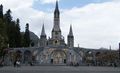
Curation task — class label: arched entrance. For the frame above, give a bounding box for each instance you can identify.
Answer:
[50,50,67,64]
[24,50,32,64]
[15,50,22,61]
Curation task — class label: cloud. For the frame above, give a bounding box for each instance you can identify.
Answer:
[61,1,120,49]
[0,0,44,31]
[0,0,120,49]
[112,0,120,2]
[0,0,33,11]
[37,0,60,4]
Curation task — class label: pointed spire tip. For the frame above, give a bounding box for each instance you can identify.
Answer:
[69,25,73,36]
[41,24,46,36]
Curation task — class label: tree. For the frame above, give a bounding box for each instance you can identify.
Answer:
[4,9,22,48]
[24,23,30,47]
[0,5,8,58]
[0,5,24,63]
[0,4,3,19]
[0,5,7,49]
[0,19,4,49]
[9,21,17,47]
[0,18,7,58]
[4,9,12,23]
[15,18,21,47]
[4,9,13,47]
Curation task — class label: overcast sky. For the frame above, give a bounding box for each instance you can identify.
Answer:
[0,0,120,50]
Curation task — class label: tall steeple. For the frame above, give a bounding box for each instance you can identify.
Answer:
[67,25,74,47]
[41,24,46,36]
[52,0,61,39]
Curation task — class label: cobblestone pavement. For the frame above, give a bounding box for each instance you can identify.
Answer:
[0,66,120,73]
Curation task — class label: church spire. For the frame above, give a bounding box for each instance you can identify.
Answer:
[68,25,73,36]
[55,0,59,11]
[54,0,59,18]
[52,0,61,39]
[40,24,47,47]
[55,1,59,12]
[41,24,46,36]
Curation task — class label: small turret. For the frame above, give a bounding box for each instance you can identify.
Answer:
[39,24,47,47]
[41,24,46,36]
[68,25,73,36]
[67,25,74,47]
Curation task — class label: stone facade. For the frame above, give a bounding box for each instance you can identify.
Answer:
[5,1,81,65]
[4,1,119,66]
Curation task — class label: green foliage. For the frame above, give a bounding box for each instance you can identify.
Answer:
[0,4,33,59]
[15,18,21,47]
[0,5,31,55]
[0,19,7,48]
[24,23,30,47]
[4,9,18,48]
[0,4,3,19]
[0,18,7,57]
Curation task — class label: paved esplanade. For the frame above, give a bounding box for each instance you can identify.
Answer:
[0,66,120,73]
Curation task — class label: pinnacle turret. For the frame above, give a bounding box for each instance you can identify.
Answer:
[67,25,74,47]
[68,25,73,36]
[41,24,46,36]
[40,24,47,47]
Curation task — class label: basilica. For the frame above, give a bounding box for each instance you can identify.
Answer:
[4,1,119,66]
[4,1,82,65]
[32,1,82,65]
